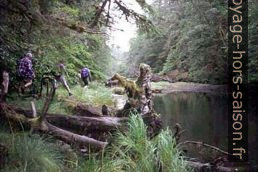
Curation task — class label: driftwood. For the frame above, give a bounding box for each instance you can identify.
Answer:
[177,141,233,157]
[186,160,237,172]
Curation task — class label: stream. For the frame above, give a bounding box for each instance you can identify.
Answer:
[153,92,258,165]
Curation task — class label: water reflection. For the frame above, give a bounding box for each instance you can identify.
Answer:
[153,92,257,164]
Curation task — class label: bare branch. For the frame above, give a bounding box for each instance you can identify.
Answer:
[90,0,109,28]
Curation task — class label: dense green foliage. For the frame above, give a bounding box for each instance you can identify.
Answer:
[128,0,257,84]
[0,0,112,89]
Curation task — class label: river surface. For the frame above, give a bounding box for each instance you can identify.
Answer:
[153,92,258,164]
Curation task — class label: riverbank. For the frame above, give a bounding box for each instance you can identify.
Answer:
[152,81,227,94]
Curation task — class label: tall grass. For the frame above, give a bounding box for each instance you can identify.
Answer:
[57,81,113,107]
[78,115,191,172]
[0,132,63,172]
[156,130,189,172]
[7,81,114,115]
[7,95,72,114]
[0,115,190,172]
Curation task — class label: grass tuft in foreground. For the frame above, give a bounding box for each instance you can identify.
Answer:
[0,132,63,172]
[78,115,191,172]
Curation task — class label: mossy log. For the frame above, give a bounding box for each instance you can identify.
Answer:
[46,115,128,133]
[0,103,107,150]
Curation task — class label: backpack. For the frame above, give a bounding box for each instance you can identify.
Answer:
[18,57,34,79]
[81,68,89,78]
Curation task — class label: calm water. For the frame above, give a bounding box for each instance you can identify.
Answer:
[153,92,258,164]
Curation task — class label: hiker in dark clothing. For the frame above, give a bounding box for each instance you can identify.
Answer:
[79,67,91,86]
[18,52,35,92]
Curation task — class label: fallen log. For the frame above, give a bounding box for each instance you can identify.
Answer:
[41,121,107,149]
[11,106,127,132]
[4,104,162,138]
[46,115,128,132]
[0,103,107,150]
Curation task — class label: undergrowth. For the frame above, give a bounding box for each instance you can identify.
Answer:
[0,131,63,172]
[78,115,191,172]
[0,115,190,172]
[57,81,114,107]
[7,81,114,115]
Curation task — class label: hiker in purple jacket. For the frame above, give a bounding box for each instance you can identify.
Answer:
[79,67,91,86]
[18,52,35,90]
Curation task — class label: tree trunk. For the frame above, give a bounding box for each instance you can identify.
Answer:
[46,115,127,133]
[90,0,109,28]
[40,121,107,149]
[0,71,9,102]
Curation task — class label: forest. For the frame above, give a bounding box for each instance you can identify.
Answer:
[0,0,257,172]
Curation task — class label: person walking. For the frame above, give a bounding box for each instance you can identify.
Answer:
[54,61,73,96]
[79,67,92,86]
[18,52,35,93]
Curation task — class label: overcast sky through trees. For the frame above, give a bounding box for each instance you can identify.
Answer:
[108,0,152,52]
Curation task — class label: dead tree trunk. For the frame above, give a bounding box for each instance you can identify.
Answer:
[0,71,9,102]
[40,121,108,149]
[46,115,127,132]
